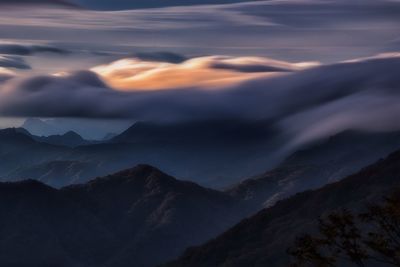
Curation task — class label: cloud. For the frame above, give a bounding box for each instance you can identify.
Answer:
[0,0,398,66]
[91,55,317,90]
[209,57,319,73]
[130,51,187,64]
[281,93,400,149]
[0,43,69,56]
[0,54,400,150]
[0,0,76,7]
[0,67,14,82]
[0,55,30,69]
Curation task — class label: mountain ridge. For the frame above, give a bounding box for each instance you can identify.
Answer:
[164,149,400,267]
[0,164,246,267]
[227,130,400,211]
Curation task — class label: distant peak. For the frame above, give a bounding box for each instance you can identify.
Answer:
[22,118,47,126]
[117,164,167,178]
[85,164,177,189]
[24,117,42,123]
[63,131,82,138]
[0,127,35,143]
[0,179,55,192]
[0,127,28,135]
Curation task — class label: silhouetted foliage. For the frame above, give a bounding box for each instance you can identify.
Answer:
[289,191,400,267]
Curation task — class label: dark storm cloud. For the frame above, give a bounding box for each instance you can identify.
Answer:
[0,55,30,69]
[0,55,400,149]
[0,43,70,56]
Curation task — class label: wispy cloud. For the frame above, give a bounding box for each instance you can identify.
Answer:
[0,42,69,56]
[0,0,398,64]
[0,55,30,69]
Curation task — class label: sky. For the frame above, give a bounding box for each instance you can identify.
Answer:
[0,0,399,143]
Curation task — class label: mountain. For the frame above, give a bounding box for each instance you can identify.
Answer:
[164,148,400,267]
[109,120,283,187]
[0,128,69,176]
[102,132,118,141]
[22,118,63,136]
[71,0,257,10]
[3,123,400,191]
[22,118,132,140]
[0,165,245,267]
[6,160,96,188]
[227,130,400,212]
[111,120,273,144]
[16,127,92,147]
[0,122,291,189]
[0,128,97,188]
[35,131,92,147]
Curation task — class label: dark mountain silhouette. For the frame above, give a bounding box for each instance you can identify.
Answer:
[102,132,118,141]
[109,125,400,192]
[164,149,400,267]
[107,120,282,187]
[21,118,132,140]
[1,120,284,188]
[0,165,245,267]
[2,124,400,192]
[0,128,69,176]
[228,130,400,212]
[22,118,63,136]
[0,128,100,188]
[16,127,92,147]
[0,127,35,145]
[111,120,274,144]
[7,160,96,188]
[35,131,92,147]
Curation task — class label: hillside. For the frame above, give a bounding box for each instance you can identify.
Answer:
[0,128,69,176]
[107,119,282,187]
[228,130,400,211]
[35,131,92,147]
[165,149,400,267]
[0,165,245,267]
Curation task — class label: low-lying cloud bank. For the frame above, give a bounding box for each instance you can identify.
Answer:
[0,53,399,149]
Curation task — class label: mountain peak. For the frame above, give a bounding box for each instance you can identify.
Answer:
[0,127,34,142]
[33,130,89,147]
[63,131,83,139]
[22,118,62,136]
[165,148,400,267]
[101,164,177,186]
[0,179,55,194]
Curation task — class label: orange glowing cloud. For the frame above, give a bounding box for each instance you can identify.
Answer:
[0,67,14,76]
[91,56,319,91]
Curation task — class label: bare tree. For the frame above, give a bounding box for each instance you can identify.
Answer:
[288,192,400,267]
